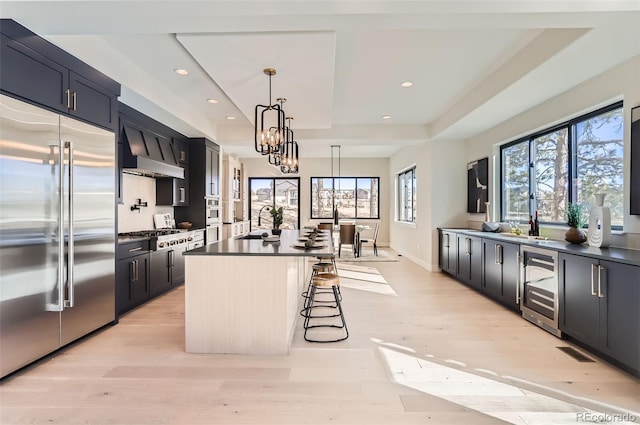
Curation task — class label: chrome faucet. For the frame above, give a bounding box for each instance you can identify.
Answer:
[257,205,272,227]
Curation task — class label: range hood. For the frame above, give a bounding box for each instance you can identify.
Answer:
[121,125,184,179]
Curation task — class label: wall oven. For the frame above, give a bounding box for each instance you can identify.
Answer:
[206,197,221,226]
[520,245,561,337]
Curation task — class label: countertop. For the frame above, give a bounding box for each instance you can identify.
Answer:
[184,229,335,258]
[439,227,640,267]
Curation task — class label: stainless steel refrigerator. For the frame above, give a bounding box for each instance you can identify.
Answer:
[0,94,116,377]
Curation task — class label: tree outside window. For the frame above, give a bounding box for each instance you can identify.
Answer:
[501,102,624,228]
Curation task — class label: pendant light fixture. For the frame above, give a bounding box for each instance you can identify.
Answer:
[254,68,285,156]
[331,145,341,225]
[267,97,287,166]
[280,117,299,174]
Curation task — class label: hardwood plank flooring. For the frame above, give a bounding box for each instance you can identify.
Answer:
[1,250,638,424]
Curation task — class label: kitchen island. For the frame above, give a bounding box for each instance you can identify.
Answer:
[183,229,334,355]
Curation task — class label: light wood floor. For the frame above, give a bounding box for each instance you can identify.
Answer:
[1,250,639,424]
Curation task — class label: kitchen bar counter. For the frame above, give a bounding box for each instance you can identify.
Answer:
[183,229,333,355]
[183,229,334,257]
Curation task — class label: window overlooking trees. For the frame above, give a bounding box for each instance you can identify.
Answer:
[501,102,623,227]
[310,177,379,219]
[397,167,416,223]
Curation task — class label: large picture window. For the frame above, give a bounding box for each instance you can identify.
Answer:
[501,102,623,228]
[310,177,379,219]
[397,167,416,223]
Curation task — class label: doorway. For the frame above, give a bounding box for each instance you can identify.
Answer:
[249,177,300,231]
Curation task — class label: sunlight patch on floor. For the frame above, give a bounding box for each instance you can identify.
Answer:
[377,345,639,425]
[336,265,397,296]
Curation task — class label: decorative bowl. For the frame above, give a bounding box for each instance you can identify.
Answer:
[177,222,193,229]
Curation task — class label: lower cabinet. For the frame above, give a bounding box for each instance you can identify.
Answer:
[559,253,640,374]
[482,239,520,310]
[456,234,482,290]
[116,241,150,315]
[150,247,186,297]
[439,230,457,274]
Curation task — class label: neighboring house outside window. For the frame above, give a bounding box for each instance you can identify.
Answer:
[310,177,380,219]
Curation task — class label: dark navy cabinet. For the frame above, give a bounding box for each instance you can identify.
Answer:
[559,253,640,375]
[456,234,482,290]
[117,240,150,315]
[439,230,457,274]
[482,239,520,310]
[0,20,120,130]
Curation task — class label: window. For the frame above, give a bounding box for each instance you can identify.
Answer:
[397,167,416,222]
[310,177,379,219]
[501,102,623,227]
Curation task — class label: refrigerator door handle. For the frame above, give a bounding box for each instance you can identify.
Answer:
[49,139,66,312]
[64,141,75,308]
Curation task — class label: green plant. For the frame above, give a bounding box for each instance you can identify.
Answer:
[270,207,283,228]
[566,203,586,228]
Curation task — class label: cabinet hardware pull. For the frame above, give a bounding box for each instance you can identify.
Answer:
[494,244,499,264]
[65,89,71,109]
[130,261,135,282]
[590,263,597,296]
[128,247,143,252]
[72,91,77,111]
[597,265,604,298]
[466,238,471,255]
[169,250,174,267]
[180,150,186,161]
[180,187,185,203]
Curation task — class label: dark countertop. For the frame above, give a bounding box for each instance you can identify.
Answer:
[184,229,335,258]
[439,227,640,267]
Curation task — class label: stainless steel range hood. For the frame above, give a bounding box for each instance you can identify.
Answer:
[122,125,184,179]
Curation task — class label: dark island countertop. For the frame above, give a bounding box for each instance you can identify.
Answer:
[439,227,640,267]
[184,229,335,258]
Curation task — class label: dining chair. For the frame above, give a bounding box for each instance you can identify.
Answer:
[318,223,333,231]
[338,223,357,257]
[358,222,379,256]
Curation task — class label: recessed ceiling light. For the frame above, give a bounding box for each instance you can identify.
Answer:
[381,115,391,120]
[207,98,219,104]
[225,116,235,120]
[174,68,189,76]
[401,81,413,87]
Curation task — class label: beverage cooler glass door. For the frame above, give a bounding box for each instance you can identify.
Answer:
[520,245,560,336]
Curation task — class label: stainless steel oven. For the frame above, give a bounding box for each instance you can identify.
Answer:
[520,245,561,337]
[206,197,221,226]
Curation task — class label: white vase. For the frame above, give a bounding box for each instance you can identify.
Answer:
[587,193,611,248]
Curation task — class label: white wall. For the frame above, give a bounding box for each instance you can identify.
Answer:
[240,156,391,246]
[117,173,173,233]
[389,139,467,270]
[466,55,640,249]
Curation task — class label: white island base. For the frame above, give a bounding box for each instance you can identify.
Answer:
[185,255,308,355]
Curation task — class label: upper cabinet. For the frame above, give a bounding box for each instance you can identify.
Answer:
[222,154,244,223]
[0,20,120,130]
[205,143,220,198]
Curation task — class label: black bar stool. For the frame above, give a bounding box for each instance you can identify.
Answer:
[303,273,348,343]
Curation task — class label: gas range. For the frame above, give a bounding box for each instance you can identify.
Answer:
[118,229,203,250]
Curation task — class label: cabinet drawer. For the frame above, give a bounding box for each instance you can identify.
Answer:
[118,240,150,260]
